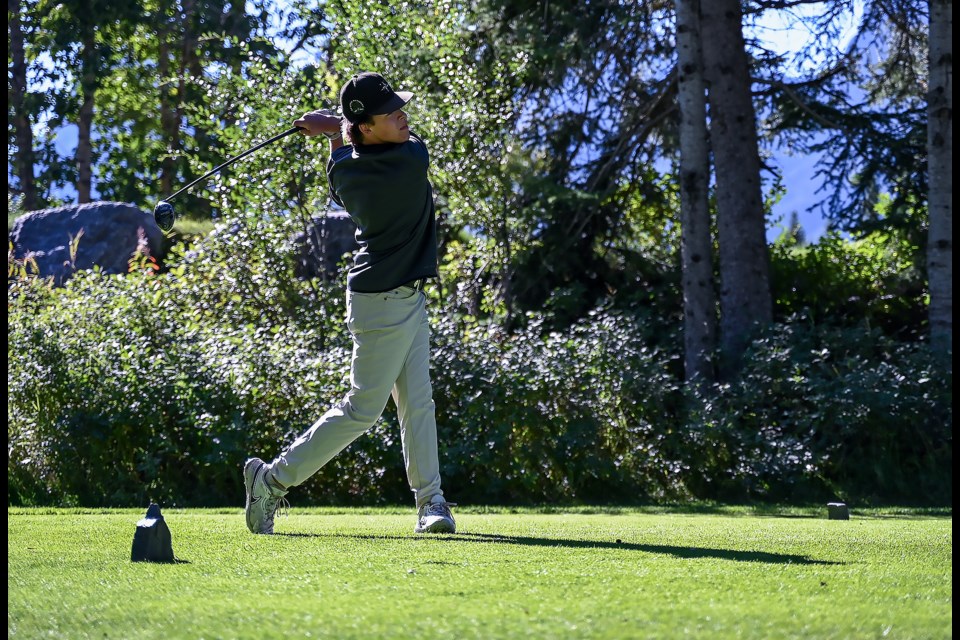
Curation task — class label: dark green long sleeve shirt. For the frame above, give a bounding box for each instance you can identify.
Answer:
[326,132,438,293]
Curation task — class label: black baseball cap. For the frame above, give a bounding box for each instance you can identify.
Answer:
[340,72,413,123]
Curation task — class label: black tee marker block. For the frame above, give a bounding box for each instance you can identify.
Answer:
[131,503,175,562]
[827,502,850,520]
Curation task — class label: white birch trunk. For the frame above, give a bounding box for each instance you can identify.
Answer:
[700,0,772,378]
[676,0,717,383]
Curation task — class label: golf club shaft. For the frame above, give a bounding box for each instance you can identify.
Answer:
[165,126,302,202]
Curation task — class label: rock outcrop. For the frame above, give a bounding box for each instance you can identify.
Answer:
[9,201,165,285]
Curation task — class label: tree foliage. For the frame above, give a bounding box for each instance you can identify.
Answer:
[752,0,931,233]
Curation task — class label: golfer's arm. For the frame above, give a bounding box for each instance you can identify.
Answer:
[328,136,344,152]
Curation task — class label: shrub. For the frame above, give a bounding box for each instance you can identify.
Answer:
[682,318,952,506]
[431,309,689,505]
[8,216,354,506]
[7,216,951,507]
[770,231,927,340]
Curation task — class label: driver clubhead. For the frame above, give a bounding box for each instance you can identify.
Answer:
[154,201,176,232]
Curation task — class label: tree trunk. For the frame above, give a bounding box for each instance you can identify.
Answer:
[9,0,38,210]
[76,31,97,203]
[699,0,772,379]
[675,0,717,384]
[224,0,247,74]
[926,0,952,363]
[180,0,213,219]
[158,17,177,198]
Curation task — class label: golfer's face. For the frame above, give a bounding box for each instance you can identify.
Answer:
[367,110,410,144]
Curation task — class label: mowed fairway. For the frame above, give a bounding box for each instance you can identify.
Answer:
[7,507,952,639]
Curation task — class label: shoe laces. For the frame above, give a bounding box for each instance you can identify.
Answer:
[264,493,290,524]
[421,501,456,519]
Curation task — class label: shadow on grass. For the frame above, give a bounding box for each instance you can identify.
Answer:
[479,505,953,520]
[274,532,841,566]
[130,558,192,564]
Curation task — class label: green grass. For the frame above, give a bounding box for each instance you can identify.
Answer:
[8,506,952,639]
[168,216,217,237]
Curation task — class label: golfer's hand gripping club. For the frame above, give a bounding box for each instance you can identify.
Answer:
[293,109,343,139]
[153,125,305,232]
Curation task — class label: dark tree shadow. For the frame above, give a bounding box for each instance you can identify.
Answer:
[273,531,841,566]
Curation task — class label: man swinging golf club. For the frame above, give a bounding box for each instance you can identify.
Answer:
[243,72,456,535]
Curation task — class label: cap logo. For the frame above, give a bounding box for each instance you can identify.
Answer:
[350,99,365,114]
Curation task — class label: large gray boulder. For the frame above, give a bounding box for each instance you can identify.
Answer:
[9,201,165,286]
[292,210,359,280]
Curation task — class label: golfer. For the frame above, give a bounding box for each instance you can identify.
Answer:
[244,72,455,535]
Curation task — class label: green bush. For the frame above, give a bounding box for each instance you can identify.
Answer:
[770,231,927,339]
[431,310,689,505]
[682,319,952,506]
[8,216,355,507]
[7,215,951,508]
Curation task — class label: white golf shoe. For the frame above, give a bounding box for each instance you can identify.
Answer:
[243,457,288,535]
[415,495,456,534]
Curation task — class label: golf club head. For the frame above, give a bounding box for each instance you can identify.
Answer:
[154,200,176,232]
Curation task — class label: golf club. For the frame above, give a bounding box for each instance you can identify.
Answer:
[154,125,303,232]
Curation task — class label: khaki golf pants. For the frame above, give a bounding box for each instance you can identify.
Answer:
[267,285,443,510]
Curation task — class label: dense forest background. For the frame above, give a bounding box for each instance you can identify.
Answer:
[8,0,952,508]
